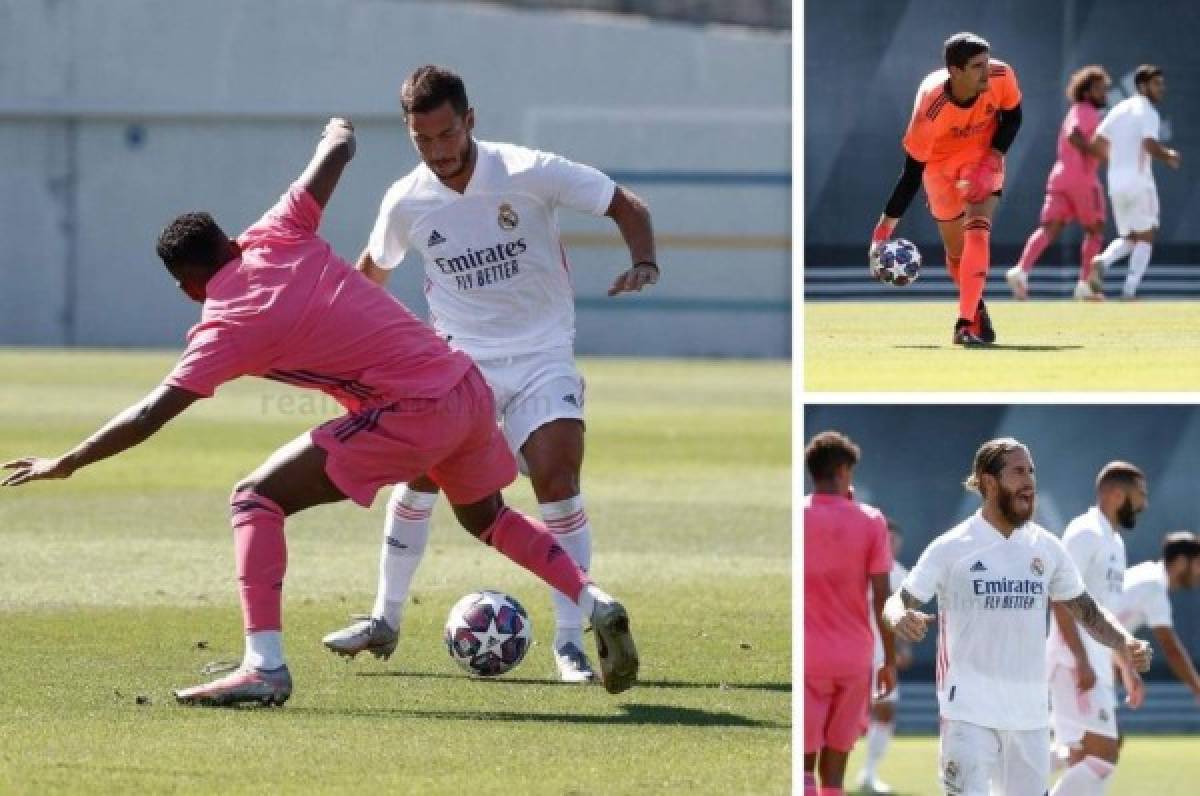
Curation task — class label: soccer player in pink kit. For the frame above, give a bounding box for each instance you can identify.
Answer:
[804,431,897,796]
[0,118,638,706]
[1007,66,1111,301]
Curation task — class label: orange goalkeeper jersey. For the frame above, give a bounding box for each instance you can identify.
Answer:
[902,60,1022,178]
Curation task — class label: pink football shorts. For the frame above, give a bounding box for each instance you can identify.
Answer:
[804,669,872,753]
[1040,179,1106,227]
[313,366,518,507]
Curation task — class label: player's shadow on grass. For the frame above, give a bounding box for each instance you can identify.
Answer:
[894,343,1084,351]
[292,702,789,729]
[354,670,790,693]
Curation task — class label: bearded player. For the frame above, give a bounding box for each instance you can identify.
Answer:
[871,32,1022,346]
[1007,66,1111,302]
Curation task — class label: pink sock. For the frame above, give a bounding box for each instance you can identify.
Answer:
[1081,233,1103,279]
[1017,225,1051,273]
[479,507,588,603]
[818,787,845,796]
[803,772,817,796]
[231,490,287,633]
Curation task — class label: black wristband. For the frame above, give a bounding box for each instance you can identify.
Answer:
[633,260,659,272]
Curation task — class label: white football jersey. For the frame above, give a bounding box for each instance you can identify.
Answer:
[1119,559,1173,633]
[369,140,616,359]
[1096,95,1162,192]
[902,511,1085,731]
[870,560,910,666]
[1046,507,1127,686]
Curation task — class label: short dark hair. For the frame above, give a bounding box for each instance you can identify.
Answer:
[156,212,227,271]
[1134,64,1164,88]
[805,430,860,481]
[401,65,469,117]
[1162,531,1200,565]
[1095,461,1145,492]
[1067,65,1110,102]
[944,32,990,70]
[964,437,1028,494]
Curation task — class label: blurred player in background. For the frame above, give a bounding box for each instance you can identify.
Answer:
[804,431,896,796]
[1119,531,1200,701]
[0,118,640,704]
[856,518,912,795]
[871,32,1023,346]
[321,65,657,682]
[1007,66,1111,302]
[884,438,1152,795]
[1047,462,1148,796]
[1088,65,1182,299]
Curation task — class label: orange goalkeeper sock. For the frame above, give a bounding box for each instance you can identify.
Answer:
[945,252,962,286]
[959,217,991,321]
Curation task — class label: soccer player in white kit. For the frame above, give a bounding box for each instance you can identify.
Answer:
[1120,531,1200,701]
[1046,462,1148,795]
[321,65,658,681]
[857,519,912,795]
[1088,65,1182,299]
[884,438,1152,796]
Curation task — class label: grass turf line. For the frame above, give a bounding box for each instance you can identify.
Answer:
[0,351,790,795]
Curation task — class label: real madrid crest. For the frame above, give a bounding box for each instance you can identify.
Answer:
[1030,557,1044,576]
[497,203,519,230]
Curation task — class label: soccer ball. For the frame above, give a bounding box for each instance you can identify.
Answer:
[871,238,922,287]
[443,590,532,677]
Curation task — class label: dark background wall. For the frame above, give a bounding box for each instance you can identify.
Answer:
[804,404,1200,683]
[805,0,1200,268]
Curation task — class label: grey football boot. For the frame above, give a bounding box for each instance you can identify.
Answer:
[590,600,639,694]
[173,664,293,707]
[554,640,597,683]
[321,615,398,660]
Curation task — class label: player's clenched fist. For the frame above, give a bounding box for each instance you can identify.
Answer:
[1124,637,1153,673]
[889,608,934,642]
[957,150,1003,203]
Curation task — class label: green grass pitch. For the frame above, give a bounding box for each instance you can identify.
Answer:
[844,734,1200,794]
[0,350,790,794]
[805,300,1200,391]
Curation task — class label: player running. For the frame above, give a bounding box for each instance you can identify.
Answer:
[321,65,657,682]
[0,118,639,705]
[1007,66,1111,302]
[884,438,1152,795]
[1088,65,1181,299]
[871,32,1023,346]
[1119,531,1200,701]
[856,519,912,796]
[1046,462,1147,795]
[804,431,897,796]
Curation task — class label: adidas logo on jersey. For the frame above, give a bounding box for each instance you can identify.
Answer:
[970,560,987,572]
[427,229,447,247]
[562,394,579,407]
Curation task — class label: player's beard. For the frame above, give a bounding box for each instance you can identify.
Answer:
[997,483,1035,526]
[1116,497,1138,529]
[432,138,474,181]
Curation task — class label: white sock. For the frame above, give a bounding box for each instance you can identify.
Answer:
[1050,756,1114,795]
[244,630,284,670]
[371,484,437,628]
[576,583,614,621]
[540,495,592,649]
[1097,237,1133,266]
[861,718,894,780]
[1123,241,1152,297]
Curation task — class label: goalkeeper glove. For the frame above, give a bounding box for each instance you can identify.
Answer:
[958,151,1003,204]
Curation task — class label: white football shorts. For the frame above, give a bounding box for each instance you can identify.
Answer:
[938,719,1049,796]
[1048,664,1119,745]
[475,345,585,473]
[1110,180,1159,237]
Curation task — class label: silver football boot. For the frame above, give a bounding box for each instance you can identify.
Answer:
[321,615,398,660]
[554,640,597,683]
[590,600,639,694]
[173,664,293,707]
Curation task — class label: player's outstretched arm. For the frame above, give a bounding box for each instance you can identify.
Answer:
[2,385,201,487]
[1150,625,1200,699]
[869,155,924,271]
[1144,137,1182,169]
[883,587,934,643]
[298,117,357,209]
[1059,591,1153,672]
[605,186,658,296]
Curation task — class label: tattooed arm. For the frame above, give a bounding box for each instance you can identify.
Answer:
[1057,591,1153,672]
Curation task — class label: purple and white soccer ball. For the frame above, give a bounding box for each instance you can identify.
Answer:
[444,590,532,676]
[871,238,922,287]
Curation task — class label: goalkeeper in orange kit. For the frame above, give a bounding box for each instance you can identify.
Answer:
[870,32,1023,346]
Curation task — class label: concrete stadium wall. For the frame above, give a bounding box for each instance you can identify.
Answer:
[805,0,1200,277]
[0,0,790,357]
[804,405,1200,687]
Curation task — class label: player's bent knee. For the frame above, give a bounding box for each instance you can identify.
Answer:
[529,471,580,503]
